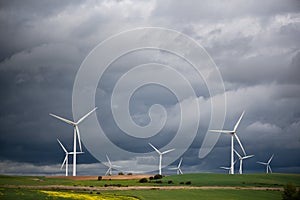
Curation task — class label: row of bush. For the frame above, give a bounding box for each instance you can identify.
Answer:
[138,174,191,185]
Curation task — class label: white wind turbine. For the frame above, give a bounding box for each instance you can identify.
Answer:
[257,154,274,174]
[234,149,254,174]
[105,154,120,176]
[50,107,97,176]
[149,143,175,175]
[220,160,236,174]
[210,111,246,174]
[169,157,183,175]
[57,139,83,176]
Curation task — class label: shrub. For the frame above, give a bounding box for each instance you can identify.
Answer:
[127,173,133,175]
[139,178,148,183]
[185,181,192,185]
[154,180,162,184]
[149,176,154,180]
[168,180,173,184]
[154,174,163,179]
[118,172,124,175]
[179,182,184,184]
[282,183,300,200]
[97,176,102,181]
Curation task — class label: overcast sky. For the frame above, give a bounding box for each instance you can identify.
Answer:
[0,0,300,175]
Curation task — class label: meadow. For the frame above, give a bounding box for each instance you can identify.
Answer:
[0,173,299,199]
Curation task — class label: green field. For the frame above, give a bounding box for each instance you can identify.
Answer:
[0,173,299,187]
[0,173,299,199]
[0,188,282,200]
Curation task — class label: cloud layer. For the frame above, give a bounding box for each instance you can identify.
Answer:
[0,0,299,175]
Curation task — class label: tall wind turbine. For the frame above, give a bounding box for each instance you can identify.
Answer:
[257,154,274,174]
[234,149,254,174]
[149,143,175,175]
[169,158,183,175]
[57,139,83,176]
[210,111,246,174]
[105,154,120,176]
[50,107,97,176]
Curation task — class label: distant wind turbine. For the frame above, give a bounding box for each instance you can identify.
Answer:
[220,160,237,174]
[210,111,246,174]
[234,149,254,174]
[57,139,83,176]
[50,107,97,176]
[257,154,274,174]
[149,143,175,175]
[169,158,183,175]
[105,154,120,176]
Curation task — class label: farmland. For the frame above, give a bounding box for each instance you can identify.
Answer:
[0,173,299,199]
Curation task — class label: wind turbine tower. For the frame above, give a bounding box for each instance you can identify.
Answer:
[149,143,175,175]
[50,107,97,176]
[257,154,274,174]
[57,139,83,176]
[169,157,183,175]
[234,149,254,174]
[210,111,246,174]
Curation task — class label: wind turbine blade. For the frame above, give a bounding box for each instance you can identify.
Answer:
[209,130,233,134]
[257,161,267,165]
[105,168,110,176]
[268,154,274,164]
[49,113,75,125]
[57,139,67,153]
[233,111,245,132]
[148,143,161,154]
[178,158,183,168]
[220,167,230,170]
[106,155,112,165]
[268,165,272,173]
[61,155,67,169]
[233,149,241,159]
[243,155,254,159]
[168,167,177,170]
[76,107,98,124]
[179,169,183,174]
[75,126,82,152]
[234,134,246,156]
[69,152,84,154]
[162,148,175,154]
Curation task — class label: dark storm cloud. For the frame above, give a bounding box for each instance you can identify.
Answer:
[0,0,299,175]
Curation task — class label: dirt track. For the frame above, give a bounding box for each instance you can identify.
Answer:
[2,185,283,191]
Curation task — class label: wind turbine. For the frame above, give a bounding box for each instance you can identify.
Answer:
[105,154,120,176]
[220,160,236,174]
[209,111,246,174]
[149,143,175,175]
[50,107,97,176]
[257,154,274,174]
[234,149,254,174]
[57,139,83,176]
[169,158,183,175]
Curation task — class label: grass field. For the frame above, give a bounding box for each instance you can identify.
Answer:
[0,173,299,187]
[0,188,282,200]
[0,173,299,199]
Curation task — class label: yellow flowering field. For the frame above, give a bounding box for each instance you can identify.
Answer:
[40,190,139,200]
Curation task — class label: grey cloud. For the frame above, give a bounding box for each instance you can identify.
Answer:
[0,0,299,175]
